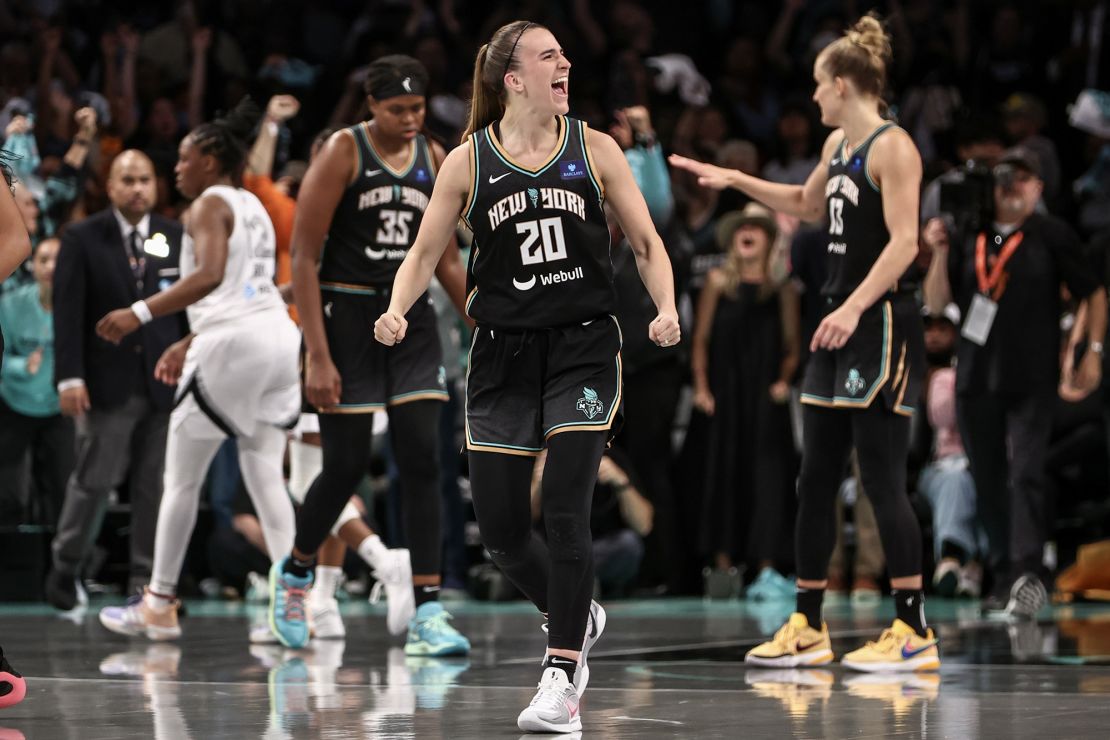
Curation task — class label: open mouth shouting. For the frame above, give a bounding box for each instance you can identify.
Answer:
[552,76,569,99]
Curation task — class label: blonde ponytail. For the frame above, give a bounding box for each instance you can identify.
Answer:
[461,20,546,142]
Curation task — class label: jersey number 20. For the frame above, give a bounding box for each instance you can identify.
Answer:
[377,209,413,245]
[517,217,567,265]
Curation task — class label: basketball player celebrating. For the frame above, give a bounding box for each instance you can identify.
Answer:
[0,153,32,708]
[268,55,471,655]
[671,14,938,673]
[373,21,678,733]
[97,99,301,641]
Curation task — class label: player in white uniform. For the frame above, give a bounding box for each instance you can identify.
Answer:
[96,99,300,640]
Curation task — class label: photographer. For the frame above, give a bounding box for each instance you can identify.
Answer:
[923,147,1107,618]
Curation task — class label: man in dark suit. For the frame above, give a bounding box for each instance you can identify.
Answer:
[45,150,188,609]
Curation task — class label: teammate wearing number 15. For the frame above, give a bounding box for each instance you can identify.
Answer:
[375,20,678,734]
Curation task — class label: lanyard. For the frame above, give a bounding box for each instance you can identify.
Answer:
[975,231,1023,300]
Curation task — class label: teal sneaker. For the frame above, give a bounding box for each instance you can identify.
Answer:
[268,558,313,648]
[404,602,471,657]
[747,567,796,602]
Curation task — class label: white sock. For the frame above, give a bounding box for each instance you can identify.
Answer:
[357,534,389,570]
[313,565,344,602]
[144,590,175,609]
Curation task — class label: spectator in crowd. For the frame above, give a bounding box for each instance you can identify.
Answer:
[919,122,1006,223]
[924,147,1107,617]
[0,237,74,526]
[2,106,99,285]
[45,150,187,610]
[692,203,799,600]
[916,303,984,598]
[1001,94,1062,207]
[531,449,654,598]
[762,99,821,186]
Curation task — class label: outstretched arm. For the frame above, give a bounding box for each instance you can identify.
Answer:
[669,132,839,223]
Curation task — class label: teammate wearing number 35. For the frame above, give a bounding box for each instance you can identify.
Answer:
[671,13,939,674]
[376,20,678,734]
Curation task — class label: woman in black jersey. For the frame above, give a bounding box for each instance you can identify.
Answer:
[672,13,938,673]
[0,154,32,709]
[376,20,679,734]
[269,55,472,655]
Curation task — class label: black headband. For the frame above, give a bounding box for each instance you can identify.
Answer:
[369,73,427,101]
[502,22,532,82]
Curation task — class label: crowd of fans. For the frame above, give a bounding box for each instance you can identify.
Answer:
[2,0,1110,605]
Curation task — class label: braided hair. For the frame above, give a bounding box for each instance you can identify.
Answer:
[189,97,264,182]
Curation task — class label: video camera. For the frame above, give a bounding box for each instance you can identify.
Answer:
[938,161,1021,233]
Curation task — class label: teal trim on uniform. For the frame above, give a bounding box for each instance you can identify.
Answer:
[333,402,386,410]
[320,284,379,296]
[364,130,419,178]
[861,122,895,192]
[896,403,916,414]
[801,301,894,408]
[542,350,622,437]
[389,389,449,403]
[485,118,569,178]
[464,134,480,226]
[579,120,604,205]
[464,434,544,453]
[800,392,837,404]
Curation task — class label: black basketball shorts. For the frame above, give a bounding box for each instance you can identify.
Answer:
[305,285,448,413]
[800,294,925,417]
[465,315,624,456]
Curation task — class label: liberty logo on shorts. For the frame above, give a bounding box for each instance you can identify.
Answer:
[576,387,604,420]
[437,365,447,388]
[845,368,866,396]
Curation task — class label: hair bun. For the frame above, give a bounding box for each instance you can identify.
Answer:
[848,14,892,64]
[217,97,263,145]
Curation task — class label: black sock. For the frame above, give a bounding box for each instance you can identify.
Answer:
[796,587,824,629]
[940,540,969,565]
[283,554,315,579]
[544,654,577,684]
[893,589,928,637]
[414,584,440,608]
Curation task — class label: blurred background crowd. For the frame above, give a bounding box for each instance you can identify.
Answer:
[2,0,1110,610]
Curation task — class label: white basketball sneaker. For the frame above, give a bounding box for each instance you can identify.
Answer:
[310,595,346,640]
[517,667,582,733]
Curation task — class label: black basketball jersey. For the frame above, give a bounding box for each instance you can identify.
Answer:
[462,116,613,329]
[318,124,436,287]
[822,122,897,298]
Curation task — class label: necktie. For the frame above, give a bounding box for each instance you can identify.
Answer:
[127,229,145,292]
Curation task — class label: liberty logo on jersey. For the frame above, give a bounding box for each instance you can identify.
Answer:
[576,387,604,419]
[527,188,539,208]
[560,160,586,180]
[845,368,866,396]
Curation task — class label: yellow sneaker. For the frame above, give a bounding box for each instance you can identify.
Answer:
[841,619,940,672]
[745,613,834,667]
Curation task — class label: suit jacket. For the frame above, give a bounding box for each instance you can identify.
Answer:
[53,209,188,412]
